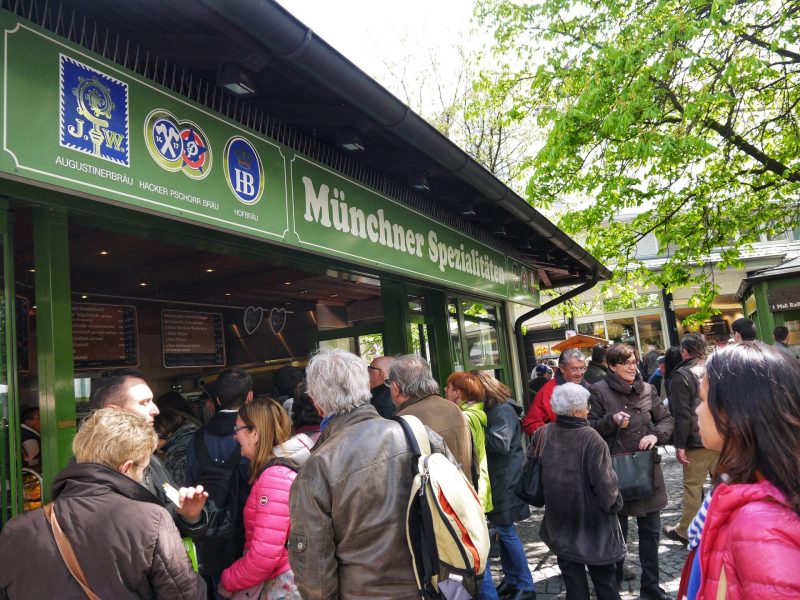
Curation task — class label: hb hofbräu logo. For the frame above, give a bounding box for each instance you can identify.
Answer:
[144,109,212,179]
[60,55,129,166]
[224,136,264,205]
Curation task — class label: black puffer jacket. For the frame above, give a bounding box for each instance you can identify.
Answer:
[0,462,206,599]
[589,372,674,517]
[485,401,529,526]
[539,416,626,565]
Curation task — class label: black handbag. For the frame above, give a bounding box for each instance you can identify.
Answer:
[515,424,552,507]
[610,426,655,501]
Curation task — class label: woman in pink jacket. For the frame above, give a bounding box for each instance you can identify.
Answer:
[692,342,800,599]
[219,397,301,599]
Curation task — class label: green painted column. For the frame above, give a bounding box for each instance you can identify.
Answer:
[424,289,452,386]
[380,278,411,356]
[33,208,75,498]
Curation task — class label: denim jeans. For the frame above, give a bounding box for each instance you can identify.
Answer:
[496,523,535,592]
[479,567,500,600]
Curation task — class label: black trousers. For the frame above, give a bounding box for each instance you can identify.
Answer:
[557,557,620,600]
[617,511,661,591]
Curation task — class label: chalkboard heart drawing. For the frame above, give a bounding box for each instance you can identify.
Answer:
[269,307,287,335]
[243,306,263,335]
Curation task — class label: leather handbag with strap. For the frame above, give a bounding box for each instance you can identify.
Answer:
[515,423,552,507]
[42,502,102,600]
[609,426,655,501]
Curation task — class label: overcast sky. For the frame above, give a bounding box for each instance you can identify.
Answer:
[276,1,482,112]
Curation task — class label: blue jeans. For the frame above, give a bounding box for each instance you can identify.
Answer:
[496,523,535,592]
[480,567,500,600]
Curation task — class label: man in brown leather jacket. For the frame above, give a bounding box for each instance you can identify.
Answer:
[288,348,452,599]
[390,354,474,475]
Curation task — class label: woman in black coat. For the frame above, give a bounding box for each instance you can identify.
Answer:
[473,371,535,600]
[539,382,625,600]
[589,344,674,600]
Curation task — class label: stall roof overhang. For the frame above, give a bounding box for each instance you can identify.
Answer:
[17,0,610,289]
[734,256,800,300]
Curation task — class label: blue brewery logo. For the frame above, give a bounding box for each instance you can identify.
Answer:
[223,136,264,205]
[60,55,129,166]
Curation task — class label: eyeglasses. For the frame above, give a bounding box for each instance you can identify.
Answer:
[367,365,382,372]
[233,424,254,433]
[621,359,638,367]
[564,366,587,373]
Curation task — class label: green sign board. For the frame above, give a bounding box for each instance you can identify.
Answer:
[0,14,539,307]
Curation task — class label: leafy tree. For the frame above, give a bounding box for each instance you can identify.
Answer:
[477,0,800,322]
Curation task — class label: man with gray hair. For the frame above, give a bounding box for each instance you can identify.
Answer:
[288,348,451,599]
[389,354,473,475]
[523,348,589,435]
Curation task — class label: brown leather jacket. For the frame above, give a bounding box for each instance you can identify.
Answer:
[396,393,473,476]
[0,462,205,600]
[589,372,674,517]
[288,403,450,599]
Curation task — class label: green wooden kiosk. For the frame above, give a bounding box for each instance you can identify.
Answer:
[0,1,608,519]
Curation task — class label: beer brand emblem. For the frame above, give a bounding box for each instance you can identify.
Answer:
[59,55,129,166]
[223,136,264,205]
[144,109,211,179]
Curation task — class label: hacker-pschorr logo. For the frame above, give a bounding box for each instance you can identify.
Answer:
[143,109,212,179]
[59,55,130,166]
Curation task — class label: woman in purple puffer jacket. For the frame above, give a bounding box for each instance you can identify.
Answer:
[219,397,301,599]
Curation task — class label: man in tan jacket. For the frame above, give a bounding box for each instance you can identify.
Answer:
[390,354,473,475]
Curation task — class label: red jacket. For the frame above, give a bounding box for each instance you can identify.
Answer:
[698,480,800,600]
[522,378,557,436]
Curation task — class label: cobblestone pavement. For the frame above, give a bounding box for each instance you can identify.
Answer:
[488,446,697,599]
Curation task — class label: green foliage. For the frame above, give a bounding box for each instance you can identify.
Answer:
[477,0,800,319]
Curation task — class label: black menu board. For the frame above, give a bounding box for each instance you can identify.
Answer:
[72,303,139,369]
[162,310,225,368]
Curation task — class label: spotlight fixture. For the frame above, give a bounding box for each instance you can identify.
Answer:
[80,294,88,299]
[28,268,35,273]
[99,250,109,255]
[205,268,215,273]
[459,201,477,216]
[284,281,292,285]
[335,128,365,152]
[218,63,256,97]
[299,289,309,294]
[139,282,148,287]
[408,173,430,192]
[492,222,507,236]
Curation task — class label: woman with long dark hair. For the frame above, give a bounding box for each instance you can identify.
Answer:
[690,342,800,599]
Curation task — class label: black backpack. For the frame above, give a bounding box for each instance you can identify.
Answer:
[193,430,245,576]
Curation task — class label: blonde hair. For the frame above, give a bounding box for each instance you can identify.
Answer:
[74,408,157,469]
[238,396,293,483]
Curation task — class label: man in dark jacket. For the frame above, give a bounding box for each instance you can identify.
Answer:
[584,344,610,385]
[186,368,253,592]
[663,334,717,546]
[90,368,208,538]
[641,343,660,379]
[368,355,396,418]
[0,409,206,599]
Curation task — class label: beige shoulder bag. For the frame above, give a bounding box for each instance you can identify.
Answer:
[42,502,102,600]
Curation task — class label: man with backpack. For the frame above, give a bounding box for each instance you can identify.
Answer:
[186,368,253,598]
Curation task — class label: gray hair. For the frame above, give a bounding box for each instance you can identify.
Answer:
[558,348,585,366]
[306,348,371,416]
[550,383,591,416]
[389,354,440,400]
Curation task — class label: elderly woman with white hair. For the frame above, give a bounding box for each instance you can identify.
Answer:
[537,382,625,600]
[287,348,451,599]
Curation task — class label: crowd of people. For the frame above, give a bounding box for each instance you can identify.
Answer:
[0,322,798,600]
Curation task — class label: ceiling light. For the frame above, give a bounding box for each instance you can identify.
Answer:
[409,173,430,192]
[218,63,256,97]
[329,293,339,298]
[139,282,148,287]
[284,281,292,285]
[28,268,35,273]
[225,292,232,296]
[80,294,88,299]
[459,201,478,216]
[299,289,309,294]
[99,250,109,255]
[205,268,215,273]
[335,128,365,152]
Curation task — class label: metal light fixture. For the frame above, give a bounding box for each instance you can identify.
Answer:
[492,222,507,236]
[335,128,365,152]
[459,200,477,216]
[409,173,430,192]
[218,64,256,97]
